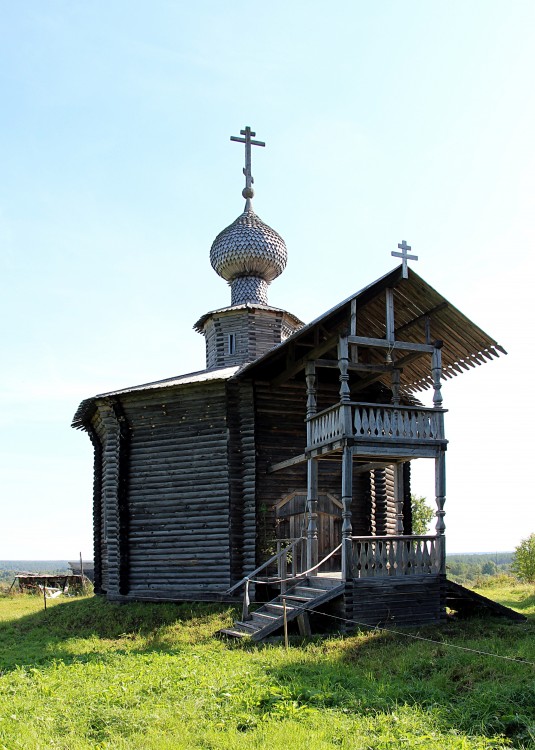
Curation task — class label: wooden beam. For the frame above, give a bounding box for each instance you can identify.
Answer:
[315,358,392,373]
[273,333,340,386]
[267,453,307,474]
[385,288,395,340]
[394,302,448,338]
[348,335,435,353]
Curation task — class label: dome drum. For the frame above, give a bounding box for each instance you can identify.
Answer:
[231,276,268,306]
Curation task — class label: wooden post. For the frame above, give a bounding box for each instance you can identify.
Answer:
[283,597,289,649]
[307,458,319,574]
[305,362,319,574]
[385,288,395,341]
[394,462,405,534]
[242,579,251,621]
[432,341,446,574]
[432,342,445,437]
[435,452,446,574]
[338,336,352,436]
[341,445,353,580]
[280,547,287,595]
[42,584,47,612]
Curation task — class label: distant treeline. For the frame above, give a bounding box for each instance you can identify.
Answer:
[446,552,513,584]
[0,554,515,587]
[0,561,70,584]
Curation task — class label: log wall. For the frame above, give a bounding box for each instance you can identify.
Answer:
[203,308,302,369]
[93,402,122,597]
[93,381,233,599]
[226,380,256,581]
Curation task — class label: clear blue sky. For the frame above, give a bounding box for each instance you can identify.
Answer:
[1,1,533,558]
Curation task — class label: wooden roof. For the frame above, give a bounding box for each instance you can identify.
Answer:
[72,265,504,430]
[237,266,505,393]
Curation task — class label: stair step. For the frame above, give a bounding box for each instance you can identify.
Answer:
[238,620,263,631]
[291,586,329,598]
[283,594,320,603]
[265,602,298,614]
[251,611,278,622]
[219,628,250,638]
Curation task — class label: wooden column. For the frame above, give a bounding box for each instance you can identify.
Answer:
[305,362,319,573]
[435,453,446,574]
[341,445,353,580]
[338,335,352,435]
[432,342,446,573]
[338,335,354,578]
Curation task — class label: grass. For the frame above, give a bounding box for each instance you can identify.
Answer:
[0,579,533,749]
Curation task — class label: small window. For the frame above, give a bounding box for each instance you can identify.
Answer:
[227,333,236,355]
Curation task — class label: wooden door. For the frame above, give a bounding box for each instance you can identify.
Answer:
[275,492,342,572]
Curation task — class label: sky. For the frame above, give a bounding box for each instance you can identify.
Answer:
[1,1,533,558]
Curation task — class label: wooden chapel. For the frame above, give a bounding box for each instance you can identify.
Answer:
[73,127,521,639]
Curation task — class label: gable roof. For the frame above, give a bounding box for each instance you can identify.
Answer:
[236,265,505,392]
[72,365,240,430]
[72,265,505,430]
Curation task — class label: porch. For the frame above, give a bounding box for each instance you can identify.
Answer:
[306,401,446,458]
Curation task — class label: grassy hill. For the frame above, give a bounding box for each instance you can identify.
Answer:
[0,579,533,749]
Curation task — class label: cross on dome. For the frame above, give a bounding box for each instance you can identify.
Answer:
[230,126,265,202]
[392,240,418,279]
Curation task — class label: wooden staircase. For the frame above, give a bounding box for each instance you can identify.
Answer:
[220,576,345,641]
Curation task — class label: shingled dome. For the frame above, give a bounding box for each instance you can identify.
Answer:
[210,204,287,305]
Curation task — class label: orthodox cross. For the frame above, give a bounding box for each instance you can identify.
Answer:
[392,240,418,279]
[230,126,265,199]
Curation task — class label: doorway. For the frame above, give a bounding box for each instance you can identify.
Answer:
[275,491,342,572]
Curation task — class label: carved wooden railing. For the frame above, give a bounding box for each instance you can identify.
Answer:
[306,402,445,449]
[308,404,345,448]
[350,535,441,578]
[353,403,444,441]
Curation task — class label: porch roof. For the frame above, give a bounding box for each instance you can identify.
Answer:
[236,265,505,392]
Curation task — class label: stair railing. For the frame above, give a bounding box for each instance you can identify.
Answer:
[229,539,344,622]
[226,537,306,621]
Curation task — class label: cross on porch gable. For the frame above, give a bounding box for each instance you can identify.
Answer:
[230,126,265,198]
[392,240,418,279]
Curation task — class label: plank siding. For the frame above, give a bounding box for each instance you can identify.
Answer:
[111,381,232,598]
[344,574,445,629]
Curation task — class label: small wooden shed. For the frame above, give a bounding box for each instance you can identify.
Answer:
[73,128,517,638]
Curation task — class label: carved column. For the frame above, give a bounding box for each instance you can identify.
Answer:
[435,453,446,573]
[432,341,446,573]
[305,362,318,573]
[338,335,352,436]
[341,445,353,580]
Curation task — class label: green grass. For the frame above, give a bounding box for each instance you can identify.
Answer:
[0,581,533,750]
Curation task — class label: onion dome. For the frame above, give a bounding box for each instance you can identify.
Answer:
[210,202,287,305]
[210,125,288,306]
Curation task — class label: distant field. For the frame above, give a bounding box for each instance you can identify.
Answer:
[0,577,533,749]
[0,561,70,586]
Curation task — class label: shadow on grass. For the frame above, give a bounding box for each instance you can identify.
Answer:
[247,616,535,747]
[0,595,237,671]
